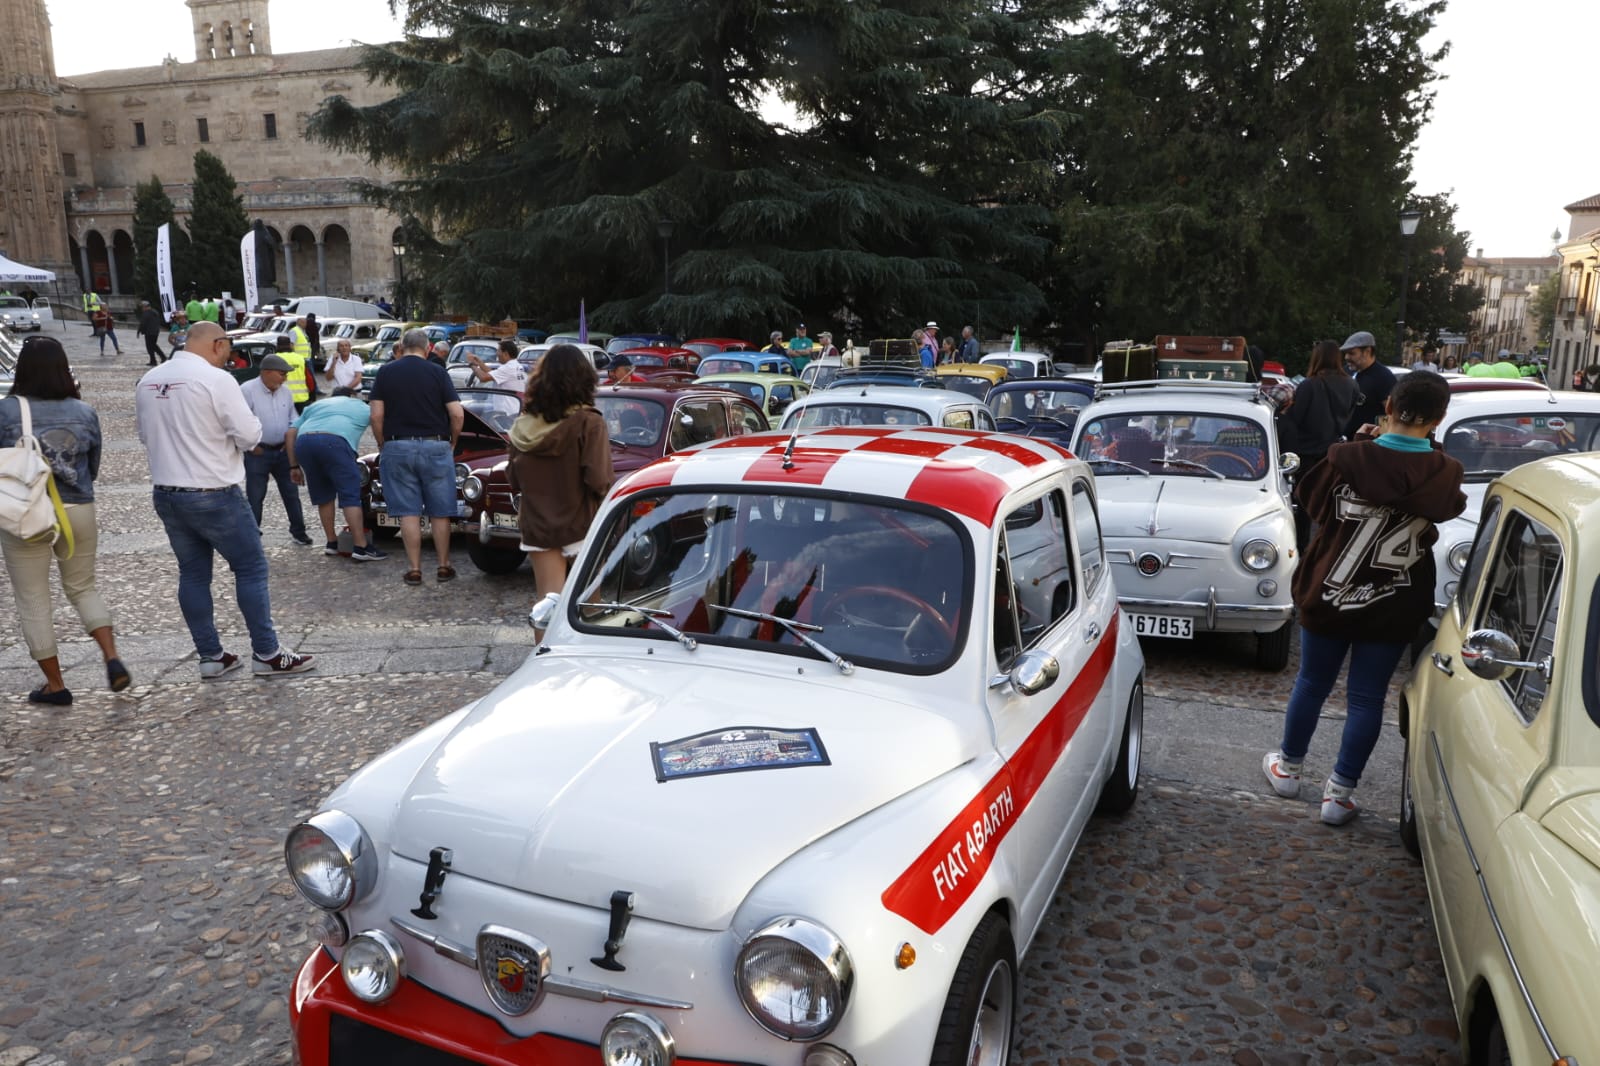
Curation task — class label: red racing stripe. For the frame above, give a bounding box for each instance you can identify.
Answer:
[881,612,1121,935]
[904,464,1009,525]
[614,460,680,497]
[956,435,1052,467]
[858,436,960,460]
[741,448,848,485]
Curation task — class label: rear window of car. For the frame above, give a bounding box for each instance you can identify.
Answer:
[785,404,933,430]
[699,358,748,375]
[597,396,667,445]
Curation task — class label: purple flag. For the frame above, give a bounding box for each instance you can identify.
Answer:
[578,300,588,345]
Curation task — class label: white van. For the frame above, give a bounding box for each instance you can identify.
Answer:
[279,296,393,321]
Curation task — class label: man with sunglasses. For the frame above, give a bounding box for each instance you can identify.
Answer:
[135,321,315,679]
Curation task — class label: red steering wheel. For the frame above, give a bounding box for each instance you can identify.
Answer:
[821,586,957,646]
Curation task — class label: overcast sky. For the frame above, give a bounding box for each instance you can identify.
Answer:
[48,0,1594,259]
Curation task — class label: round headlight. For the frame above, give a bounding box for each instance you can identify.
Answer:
[284,810,376,911]
[341,929,405,1004]
[454,462,470,487]
[358,464,371,489]
[1447,541,1471,575]
[600,1011,675,1066]
[735,917,853,1041]
[1241,539,1277,572]
[462,474,484,502]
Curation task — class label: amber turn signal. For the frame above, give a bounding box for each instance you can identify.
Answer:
[894,942,916,970]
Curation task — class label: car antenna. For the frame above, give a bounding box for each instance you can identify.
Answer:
[782,422,800,470]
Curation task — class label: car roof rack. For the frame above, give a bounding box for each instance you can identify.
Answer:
[1093,379,1263,400]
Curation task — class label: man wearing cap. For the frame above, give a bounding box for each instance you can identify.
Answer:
[762,331,787,356]
[606,353,636,384]
[815,331,840,362]
[240,354,312,545]
[786,323,815,374]
[1339,330,1395,439]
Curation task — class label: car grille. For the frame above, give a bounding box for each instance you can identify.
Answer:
[329,1014,485,1066]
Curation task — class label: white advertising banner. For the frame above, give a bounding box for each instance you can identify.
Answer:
[156,223,177,321]
[240,231,258,315]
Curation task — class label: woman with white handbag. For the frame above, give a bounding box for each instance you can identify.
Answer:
[0,336,129,705]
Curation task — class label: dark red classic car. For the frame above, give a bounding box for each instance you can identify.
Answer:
[359,388,522,537]
[462,382,770,572]
[616,347,698,379]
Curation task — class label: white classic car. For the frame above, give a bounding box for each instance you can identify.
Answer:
[779,385,998,432]
[1426,384,1600,629]
[0,295,47,331]
[1069,380,1298,669]
[285,426,1145,1066]
[1400,453,1600,1065]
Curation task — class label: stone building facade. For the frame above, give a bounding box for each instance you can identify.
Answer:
[1457,252,1559,361]
[1551,193,1600,387]
[0,0,401,313]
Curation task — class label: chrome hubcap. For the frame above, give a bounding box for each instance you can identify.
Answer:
[1126,684,1144,790]
[966,958,1014,1066]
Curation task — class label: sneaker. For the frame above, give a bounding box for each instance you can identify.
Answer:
[290,531,314,546]
[253,649,316,677]
[1262,752,1302,799]
[351,543,389,562]
[1321,778,1359,826]
[324,541,340,556]
[199,652,243,680]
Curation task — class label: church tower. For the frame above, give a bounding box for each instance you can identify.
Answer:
[188,0,272,62]
[0,0,72,275]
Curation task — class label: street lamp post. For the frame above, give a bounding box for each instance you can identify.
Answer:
[1396,208,1423,364]
[657,219,676,297]
[392,239,407,320]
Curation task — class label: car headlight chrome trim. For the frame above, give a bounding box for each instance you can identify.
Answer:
[357,464,371,489]
[454,462,470,487]
[1240,539,1277,572]
[284,810,377,911]
[340,929,406,1004]
[735,916,853,1041]
[1448,540,1471,575]
[600,1011,676,1065]
[462,474,484,502]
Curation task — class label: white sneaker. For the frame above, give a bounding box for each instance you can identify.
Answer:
[1262,752,1302,798]
[1321,778,1359,826]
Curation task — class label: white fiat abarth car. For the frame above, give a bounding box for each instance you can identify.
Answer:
[1068,380,1299,670]
[284,426,1145,1066]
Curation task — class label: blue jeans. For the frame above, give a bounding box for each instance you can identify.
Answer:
[1279,628,1407,786]
[244,447,307,538]
[152,486,280,659]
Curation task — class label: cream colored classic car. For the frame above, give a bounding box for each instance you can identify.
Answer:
[1400,453,1600,1066]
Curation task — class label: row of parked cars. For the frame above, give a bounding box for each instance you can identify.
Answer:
[286,352,1600,1065]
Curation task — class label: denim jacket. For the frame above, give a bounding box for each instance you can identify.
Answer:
[0,395,103,503]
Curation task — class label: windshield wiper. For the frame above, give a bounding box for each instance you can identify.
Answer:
[1154,457,1225,480]
[714,605,855,675]
[577,601,697,651]
[1087,458,1150,477]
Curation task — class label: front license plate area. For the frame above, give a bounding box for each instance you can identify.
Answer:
[1130,613,1193,639]
[375,513,397,528]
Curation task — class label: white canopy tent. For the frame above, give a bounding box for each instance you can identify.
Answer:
[0,252,65,331]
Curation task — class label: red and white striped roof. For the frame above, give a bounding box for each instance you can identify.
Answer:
[614,427,1078,526]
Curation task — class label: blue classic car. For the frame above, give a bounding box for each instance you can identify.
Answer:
[987,380,1098,445]
[696,352,795,377]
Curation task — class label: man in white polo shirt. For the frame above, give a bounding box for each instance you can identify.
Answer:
[323,338,365,393]
[466,338,526,391]
[135,319,315,680]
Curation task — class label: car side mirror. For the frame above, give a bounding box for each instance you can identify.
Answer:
[989,649,1060,696]
[528,592,560,633]
[1280,452,1300,475]
[1460,628,1552,683]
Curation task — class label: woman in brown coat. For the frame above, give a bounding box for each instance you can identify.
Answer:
[506,344,614,632]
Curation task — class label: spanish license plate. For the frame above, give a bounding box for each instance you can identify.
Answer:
[491,513,519,530]
[1130,613,1193,639]
[374,513,397,528]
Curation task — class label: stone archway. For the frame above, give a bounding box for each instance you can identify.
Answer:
[85,231,110,294]
[320,224,353,296]
[68,235,84,292]
[112,230,135,296]
[287,224,317,296]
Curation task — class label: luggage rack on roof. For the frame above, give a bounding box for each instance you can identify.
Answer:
[1093,378,1263,400]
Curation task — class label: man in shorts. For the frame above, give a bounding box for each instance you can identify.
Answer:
[368,328,464,585]
[286,386,388,562]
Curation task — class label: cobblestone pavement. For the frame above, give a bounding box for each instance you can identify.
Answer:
[0,333,1457,1064]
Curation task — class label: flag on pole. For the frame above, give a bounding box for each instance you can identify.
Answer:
[240,231,259,316]
[156,224,177,321]
[578,300,588,345]
[1011,326,1021,352]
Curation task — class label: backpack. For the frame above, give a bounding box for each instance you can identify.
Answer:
[0,396,74,557]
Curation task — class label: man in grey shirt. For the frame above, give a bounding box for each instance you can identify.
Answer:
[240,354,312,545]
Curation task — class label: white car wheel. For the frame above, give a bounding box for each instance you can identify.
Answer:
[931,914,1015,1066]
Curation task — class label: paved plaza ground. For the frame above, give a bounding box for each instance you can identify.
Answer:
[0,328,1459,1064]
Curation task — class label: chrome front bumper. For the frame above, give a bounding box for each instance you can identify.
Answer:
[1119,588,1293,632]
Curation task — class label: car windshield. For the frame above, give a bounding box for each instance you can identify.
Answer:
[0,298,26,310]
[597,395,668,446]
[1076,412,1269,480]
[940,375,992,400]
[709,381,765,404]
[573,490,969,672]
[990,389,1085,423]
[1442,412,1600,481]
[785,403,932,429]
[458,390,523,434]
[684,342,721,358]
[629,353,668,367]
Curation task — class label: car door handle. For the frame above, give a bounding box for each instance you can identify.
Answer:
[1085,623,1101,644]
[1431,652,1453,677]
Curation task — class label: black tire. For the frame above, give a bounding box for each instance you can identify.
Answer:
[929,914,1016,1066]
[1096,679,1142,815]
[467,539,526,575]
[1399,731,1421,859]
[1473,1004,1512,1066]
[1256,620,1293,672]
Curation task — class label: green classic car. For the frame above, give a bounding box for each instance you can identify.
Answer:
[695,372,811,421]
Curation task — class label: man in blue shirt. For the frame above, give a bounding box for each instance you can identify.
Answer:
[286,387,387,561]
[368,329,465,585]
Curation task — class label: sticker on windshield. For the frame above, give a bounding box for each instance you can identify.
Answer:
[651,727,830,782]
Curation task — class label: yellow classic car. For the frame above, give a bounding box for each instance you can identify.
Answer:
[1401,453,1600,1066]
[693,371,811,420]
[934,361,1009,400]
